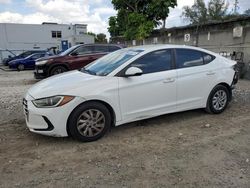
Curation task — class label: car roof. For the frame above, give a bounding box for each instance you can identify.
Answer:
[77,43,123,48]
[126,44,218,56]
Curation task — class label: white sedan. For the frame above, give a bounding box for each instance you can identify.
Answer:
[23,45,238,142]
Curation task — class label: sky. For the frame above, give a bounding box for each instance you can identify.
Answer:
[0,0,249,38]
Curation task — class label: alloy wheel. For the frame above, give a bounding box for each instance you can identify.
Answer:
[76,109,105,137]
[212,90,227,111]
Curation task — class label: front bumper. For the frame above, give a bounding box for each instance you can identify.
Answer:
[23,94,85,137]
[34,65,48,79]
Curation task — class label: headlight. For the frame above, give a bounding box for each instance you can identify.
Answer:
[35,60,48,66]
[32,96,74,108]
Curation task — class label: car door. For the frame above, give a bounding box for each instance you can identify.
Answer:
[118,49,177,122]
[175,48,216,110]
[25,54,42,68]
[68,45,95,69]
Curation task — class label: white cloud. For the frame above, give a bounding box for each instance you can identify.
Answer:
[0,0,116,37]
[93,7,117,15]
[0,0,11,4]
[165,0,195,28]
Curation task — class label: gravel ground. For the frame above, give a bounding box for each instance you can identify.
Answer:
[0,69,250,188]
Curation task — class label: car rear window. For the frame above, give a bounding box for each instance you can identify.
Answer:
[94,45,109,53]
[175,49,215,68]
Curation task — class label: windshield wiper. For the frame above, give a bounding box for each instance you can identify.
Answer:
[81,68,96,75]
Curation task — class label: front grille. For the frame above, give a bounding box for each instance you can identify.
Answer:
[23,98,29,121]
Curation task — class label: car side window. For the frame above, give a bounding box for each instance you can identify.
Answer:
[73,46,94,55]
[203,53,215,64]
[109,46,121,52]
[129,49,172,74]
[94,45,109,53]
[176,49,204,68]
[31,54,43,59]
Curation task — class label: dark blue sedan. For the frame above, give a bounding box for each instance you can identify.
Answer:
[9,53,51,71]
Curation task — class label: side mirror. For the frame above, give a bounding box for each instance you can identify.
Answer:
[71,51,79,56]
[125,67,143,77]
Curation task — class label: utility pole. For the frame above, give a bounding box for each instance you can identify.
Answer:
[234,0,239,14]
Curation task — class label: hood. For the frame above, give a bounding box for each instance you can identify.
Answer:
[28,70,109,99]
[37,55,61,61]
[9,58,25,64]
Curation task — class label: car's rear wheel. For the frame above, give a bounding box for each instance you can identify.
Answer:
[50,66,67,76]
[206,85,229,114]
[68,102,111,142]
[17,64,25,71]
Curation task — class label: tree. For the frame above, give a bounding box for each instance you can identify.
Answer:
[108,16,119,37]
[244,9,250,16]
[87,32,107,43]
[87,32,96,38]
[108,9,127,37]
[147,0,177,28]
[182,0,228,24]
[208,0,228,21]
[95,33,107,43]
[124,13,154,40]
[182,0,207,24]
[109,0,177,40]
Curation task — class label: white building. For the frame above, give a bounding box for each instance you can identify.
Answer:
[0,22,94,52]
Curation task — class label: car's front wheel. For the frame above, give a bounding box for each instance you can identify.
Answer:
[68,102,111,142]
[206,85,230,114]
[17,64,25,71]
[50,66,67,76]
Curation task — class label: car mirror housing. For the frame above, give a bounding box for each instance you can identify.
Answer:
[124,67,143,77]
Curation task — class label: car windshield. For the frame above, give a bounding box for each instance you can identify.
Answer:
[81,48,144,76]
[59,45,80,56]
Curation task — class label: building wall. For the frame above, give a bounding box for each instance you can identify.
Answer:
[146,21,250,65]
[0,23,94,51]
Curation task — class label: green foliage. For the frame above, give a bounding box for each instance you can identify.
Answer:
[87,32,107,43]
[208,0,228,20]
[95,33,107,43]
[124,13,154,40]
[147,0,177,28]
[244,9,250,16]
[182,0,228,24]
[109,0,177,40]
[182,0,208,24]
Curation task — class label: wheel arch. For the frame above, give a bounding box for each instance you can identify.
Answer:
[66,99,116,137]
[216,82,232,101]
[48,62,70,75]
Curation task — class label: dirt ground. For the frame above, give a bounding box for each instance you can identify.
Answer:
[0,69,249,188]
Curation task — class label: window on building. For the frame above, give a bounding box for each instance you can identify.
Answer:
[51,31,62,38]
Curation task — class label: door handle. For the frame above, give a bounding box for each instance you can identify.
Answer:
[206,71,215,76]
[163,78,175,83]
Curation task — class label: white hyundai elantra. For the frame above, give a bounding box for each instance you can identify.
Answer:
[23,45,238,142]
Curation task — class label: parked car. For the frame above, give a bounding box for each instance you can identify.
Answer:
[3,50,48,66]
[34,44,123,79]
[8,52,51,71]
[23,45,238,142]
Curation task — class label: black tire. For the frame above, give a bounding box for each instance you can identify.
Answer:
[68,102,111,142]
[206,85,230,114]
[17,64,25,71]
[50,66,67,76]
